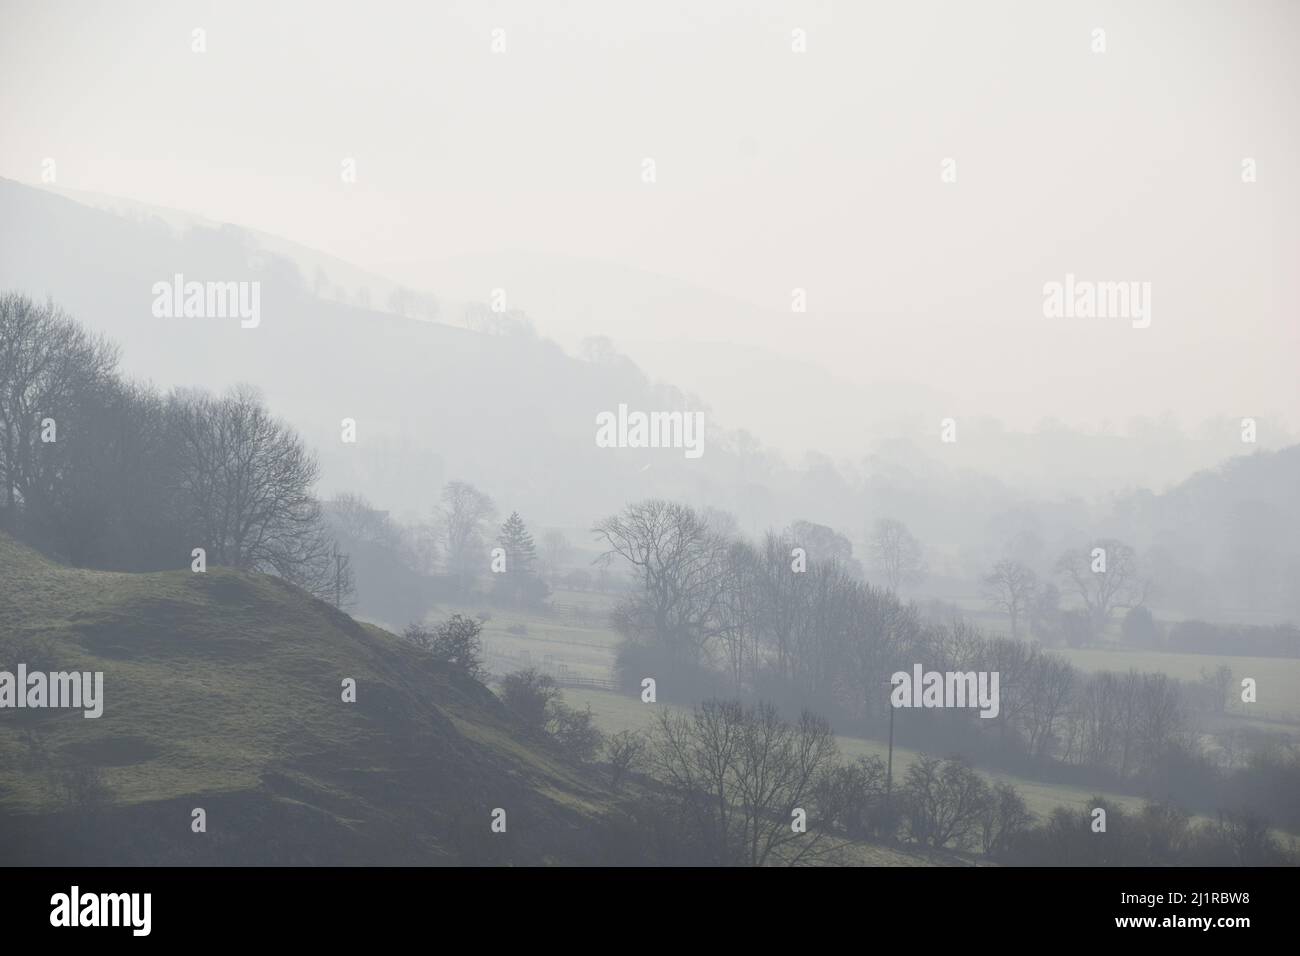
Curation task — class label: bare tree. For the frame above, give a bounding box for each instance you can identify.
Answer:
[788,518,863,578]
[605,729,647,789]
[405,614,488,682]
[1055,539,1148,637]
[1061,668,1185,777]
[328,542,356,610]
[0,294,119,532]
[981,560,1038,639]
[594,500,731,667]
[1022,652,1075,758]
[814,755,892,839]
[980,636,1036,743]
[980,782,1033,858]
[900,755,990,850]
[868,518,926,591]
[440,480,496,595]
[170,384,332,593]
[648,699,842,866]
[326,492,406,554]
[1136,671,1187,773]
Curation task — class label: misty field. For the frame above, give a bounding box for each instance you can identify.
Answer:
[1056,647,1300,724]
[428,594,1300,728]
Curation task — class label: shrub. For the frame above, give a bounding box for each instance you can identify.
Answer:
[815,755,893,840]
[548,704,605,764]
[980,782,1033,859]
[605,730,647,789]
[497,668,604,763]
[404,614,488,682]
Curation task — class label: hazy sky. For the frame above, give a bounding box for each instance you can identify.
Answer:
[2,0,1297,435]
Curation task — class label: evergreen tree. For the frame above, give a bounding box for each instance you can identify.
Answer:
[498,511,537,573]
[494,511,548,606]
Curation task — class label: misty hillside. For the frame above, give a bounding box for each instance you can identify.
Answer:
[3,0,1298,892]
[4,179,1290,520]
[0,531,613,864]
[401,249,954,458]
[0,178,745,525]
[1105,445,1300,620]
[5,176,1300,623]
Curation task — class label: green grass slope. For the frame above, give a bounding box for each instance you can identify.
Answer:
[0,533,613,865]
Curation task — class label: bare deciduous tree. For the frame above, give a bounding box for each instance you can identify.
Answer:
[980,781,1033,858]
[1022,652,1075,758]
[594,500,731,667]
[981,560,1038,639]
[170,384,332,593]
[440,480,496,595]
[1054,539,1148,637]
[868,518,926,591]
[788,518,863,578]
[648,699,842,866]
[605,729,647,790]
[0,294,119,532]
[900,755,990,850]
[405,614,488,682]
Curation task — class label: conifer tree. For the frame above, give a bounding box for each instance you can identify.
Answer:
[494,511,548,606]
[498,511,537,574]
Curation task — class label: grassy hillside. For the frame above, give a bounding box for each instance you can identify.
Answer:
[0,537,967,866]
[0,532,615,865]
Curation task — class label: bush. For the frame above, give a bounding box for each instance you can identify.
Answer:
[613,640,723,701]
[605,730,647,789]
[1006,799,1298,866]
[404,614,488,682]
[815,755,894,840]
[1186,810,1290,866]
[1138,801,1192,863]
[498,668,604,763]
[548,704,605,764]
[498,668,562,729]
[980,782,1033,859]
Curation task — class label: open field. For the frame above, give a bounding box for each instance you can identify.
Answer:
[416,592,1300,731]
[1055,646,1300,721]
[416,590,622,681]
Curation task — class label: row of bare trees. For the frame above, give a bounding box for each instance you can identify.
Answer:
[596,499,1200,781]
[981,540,1149,643]
[595,501,919,707]
[619,700,1292,865]
[0,294,343,598]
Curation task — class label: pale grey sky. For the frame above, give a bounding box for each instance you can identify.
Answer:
[2,0,1297,438]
